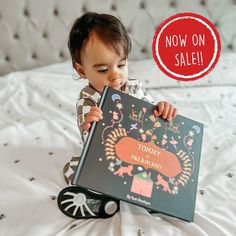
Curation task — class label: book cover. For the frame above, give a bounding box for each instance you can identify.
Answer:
[73,86,204,222]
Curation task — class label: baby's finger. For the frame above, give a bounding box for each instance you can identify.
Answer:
[156,102,164,115]
[84,123,91,131]
[172,108,178,119]
[167,106,175,121]
[84,120,97,131]
[83,117,98,131]
[85,115,100,124]
[88,110,103,119]
[162,102,170,119]
[90,106,103,114]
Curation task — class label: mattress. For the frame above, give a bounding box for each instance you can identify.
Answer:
[0,53,236,236]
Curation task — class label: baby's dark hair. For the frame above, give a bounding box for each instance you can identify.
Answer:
[68,12,132,65]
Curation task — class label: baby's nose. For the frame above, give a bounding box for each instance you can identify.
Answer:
[108,70,119,81]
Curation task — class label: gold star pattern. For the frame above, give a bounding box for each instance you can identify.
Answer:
[50,195,57,201]
[29,177,36,181]
[0,213,6,220]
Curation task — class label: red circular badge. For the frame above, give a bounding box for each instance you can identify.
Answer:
[152,13,221,81]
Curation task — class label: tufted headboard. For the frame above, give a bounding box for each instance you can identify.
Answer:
[1,0,236,75]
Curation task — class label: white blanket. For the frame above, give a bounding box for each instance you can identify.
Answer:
[1,54,236,236]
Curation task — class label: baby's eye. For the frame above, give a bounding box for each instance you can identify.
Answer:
[118,64,126,68]
[98,69,108,73]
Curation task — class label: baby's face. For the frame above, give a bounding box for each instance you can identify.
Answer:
[75,32,128,93]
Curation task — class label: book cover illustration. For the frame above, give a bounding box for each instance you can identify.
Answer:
[73,87,204,222]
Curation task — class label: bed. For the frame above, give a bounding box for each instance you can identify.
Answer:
[1,1,236,236]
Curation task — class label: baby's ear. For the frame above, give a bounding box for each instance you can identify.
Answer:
[74,62,86,79]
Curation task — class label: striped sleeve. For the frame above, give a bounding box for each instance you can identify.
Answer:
[76,97,95,143]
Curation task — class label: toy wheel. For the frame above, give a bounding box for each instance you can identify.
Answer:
[57,186,119,219]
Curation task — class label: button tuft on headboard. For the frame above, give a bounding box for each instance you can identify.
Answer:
[14,33,19,40]
[214,22,219,28]
[111,4,116,11]
[24,8,29,17]
[59,52,64,58]
[141,47,147,53]
[200,0,207,6]
[140,2,145,9]
[82,5,87,12]
[170,0,177,8]
[228,44,233,50]
[5,56,10,61]
[54,8,59,16]
[42,32,48,39]
[127,28,132,33]
[32,53,37,59]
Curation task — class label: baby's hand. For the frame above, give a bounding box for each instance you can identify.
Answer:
[155,101,177,121]
[84,106,103,131]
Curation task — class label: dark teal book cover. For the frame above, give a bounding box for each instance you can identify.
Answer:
[73,86,204,222]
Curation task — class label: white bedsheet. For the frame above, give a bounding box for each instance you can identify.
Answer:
[1,55,236,236]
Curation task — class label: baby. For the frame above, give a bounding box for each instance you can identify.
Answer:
[61,11,177,219]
